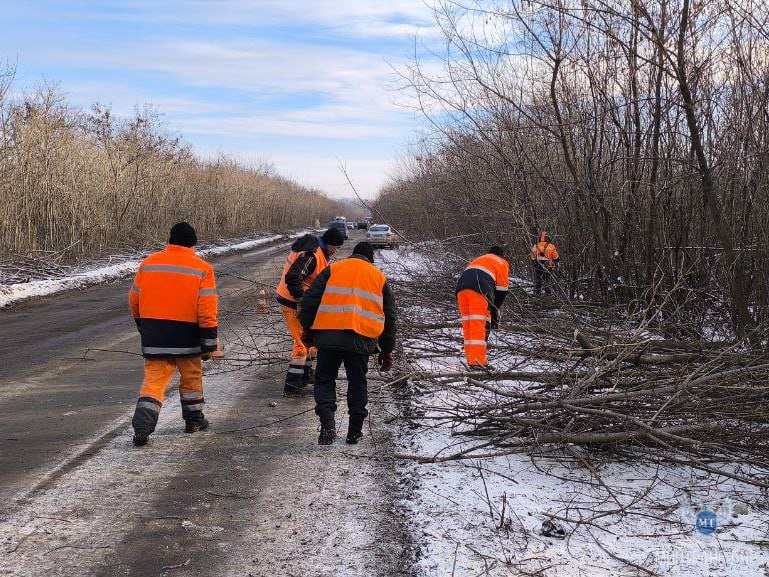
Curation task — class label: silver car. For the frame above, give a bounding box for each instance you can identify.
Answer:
[366,224,399,249]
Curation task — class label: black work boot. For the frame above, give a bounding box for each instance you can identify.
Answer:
[133,430,150,447]
[185,418,210,433]
[318,412,336,445]
[346,418,365,445]
[283,384,313,397]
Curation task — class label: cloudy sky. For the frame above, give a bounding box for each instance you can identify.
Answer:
[2,1,440,198]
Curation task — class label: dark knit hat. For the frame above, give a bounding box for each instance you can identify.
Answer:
[321,227,345,246]
[352,241,375,263]
[489,245,506,258]
[169,222,197,247]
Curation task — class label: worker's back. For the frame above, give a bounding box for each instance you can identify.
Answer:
[130,244,218,358]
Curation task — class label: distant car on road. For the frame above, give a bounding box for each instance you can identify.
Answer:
[328,220,348,240]
[366,224,399,249]
[346,222,354,230]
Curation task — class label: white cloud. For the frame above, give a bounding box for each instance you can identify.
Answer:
[43,38,421,139]
[105,0,440,39]
[6,1,443,197]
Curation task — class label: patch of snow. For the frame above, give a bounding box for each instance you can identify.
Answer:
[0,232,304,309]
[385,246,769,577]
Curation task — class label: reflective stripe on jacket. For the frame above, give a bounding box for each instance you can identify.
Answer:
[530,241,559,267]
[129,245,218,358]
[311,258,386,338]
[456,253,510,301]
[276,245,329,305]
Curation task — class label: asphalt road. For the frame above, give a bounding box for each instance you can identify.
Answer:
[0,237,290,507]
[0,231,414,577]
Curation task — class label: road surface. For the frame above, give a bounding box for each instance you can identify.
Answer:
[0,232,415,577]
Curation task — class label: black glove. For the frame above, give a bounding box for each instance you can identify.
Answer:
[201,352,213,361]
[490,310,499,331]
[301,329,314,349]
[378,352,393,372]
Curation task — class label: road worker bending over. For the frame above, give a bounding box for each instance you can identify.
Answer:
[530,231,559,295]
[298,242,397,445]
[129,222,218,447]
[276,227,345,397]
[455,246,510,369]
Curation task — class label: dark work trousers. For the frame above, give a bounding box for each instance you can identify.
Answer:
[533,263,554,295]
[314,348,370,420]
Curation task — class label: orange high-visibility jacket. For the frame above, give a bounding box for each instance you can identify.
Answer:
[456,252,510,315]
[531,233,559,268]
[276,241,329,307]
[129,244,218,358]
[311,258,386,338]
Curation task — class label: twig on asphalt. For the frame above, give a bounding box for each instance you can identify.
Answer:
[161,558,191,572]
[215,407,316,434]
[44,544,112,556]
[205,490,259,499]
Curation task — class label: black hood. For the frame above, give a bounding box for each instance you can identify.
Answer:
[290,234,319,253]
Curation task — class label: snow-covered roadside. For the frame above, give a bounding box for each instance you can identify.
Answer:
[380,247,769,577]
[0,231,304,308]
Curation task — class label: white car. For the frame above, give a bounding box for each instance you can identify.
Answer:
[366,224,399,249]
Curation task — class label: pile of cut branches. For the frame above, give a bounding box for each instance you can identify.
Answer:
[389,254,769,487]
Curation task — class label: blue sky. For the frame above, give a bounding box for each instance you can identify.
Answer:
[2,1,440,198]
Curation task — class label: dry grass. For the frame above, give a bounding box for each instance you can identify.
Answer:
[0,73,343,261]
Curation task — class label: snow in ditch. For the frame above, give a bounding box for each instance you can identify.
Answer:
[0,233,295,308]
[382,245,769,577]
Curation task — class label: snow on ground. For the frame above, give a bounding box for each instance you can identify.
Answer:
[398,414,769,576]
[0,232,298,308]
[382,246,769,577]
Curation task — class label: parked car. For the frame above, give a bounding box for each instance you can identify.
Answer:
[366,224,399,249]
[346,222,355,230]
[328,220,348,240]
[356,220,370,230]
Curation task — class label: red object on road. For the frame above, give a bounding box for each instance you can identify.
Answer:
[257,289,269,313]
[211,343,225,359]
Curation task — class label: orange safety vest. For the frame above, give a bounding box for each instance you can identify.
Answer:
[311,258,386,338]
[530,232,559,268]
[276,245,329,303]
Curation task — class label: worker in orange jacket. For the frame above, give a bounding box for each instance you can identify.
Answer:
[129,222,218,447]
[276,227,345,396]
[455,246,510,368]
[298,242,396,445]
[530,231,560,295]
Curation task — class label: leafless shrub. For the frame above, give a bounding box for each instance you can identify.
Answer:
[376,0,769,344]
[0,69,344,261]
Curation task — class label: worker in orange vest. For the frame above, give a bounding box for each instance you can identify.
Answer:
[530,231,560,295]
[276,227,345,396]
[129,222,218,447]
[455,246,510,368]
[298,242,396,445]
